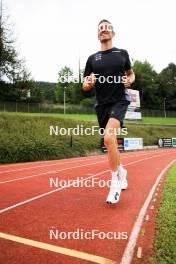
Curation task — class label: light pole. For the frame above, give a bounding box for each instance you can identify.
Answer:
[164,97,166,118]
[64,87,66,114]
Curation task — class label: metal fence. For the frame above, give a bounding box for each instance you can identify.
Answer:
[0,102,176,117]
[0,102,95,114]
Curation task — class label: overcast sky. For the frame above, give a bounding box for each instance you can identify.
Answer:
[4,0,176,82]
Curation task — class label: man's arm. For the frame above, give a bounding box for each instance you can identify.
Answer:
[82,55,96,91]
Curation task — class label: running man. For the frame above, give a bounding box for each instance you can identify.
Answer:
[83,19,135,204]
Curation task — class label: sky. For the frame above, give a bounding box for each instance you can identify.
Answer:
[4,0,176,82]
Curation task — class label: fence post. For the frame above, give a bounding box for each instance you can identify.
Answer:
[70,134,73,147]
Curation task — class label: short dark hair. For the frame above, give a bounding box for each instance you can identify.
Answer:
[98,19,111,26]
[98,19,114,31]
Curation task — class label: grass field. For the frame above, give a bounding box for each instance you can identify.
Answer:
[150,162,176,263]
[0,112,176,163]
[1,112,176,125]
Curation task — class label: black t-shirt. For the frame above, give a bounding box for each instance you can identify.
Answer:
[84,47,131,106]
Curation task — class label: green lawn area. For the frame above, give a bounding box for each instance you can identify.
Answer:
[150,162,176,263]
[1,112,176,163]
[1,112,176,125]
[139,117,176,125]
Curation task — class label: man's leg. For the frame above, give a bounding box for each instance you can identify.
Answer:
[104,117,120,171]
[104,118,127,203]
[104,118,121,203]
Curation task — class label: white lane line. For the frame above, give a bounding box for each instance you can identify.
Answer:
[0,149,172,173]
[0,154,175,214]
[0,152,146,174]
[0,151,174,185]
[120,159,176,264]
[0,160,107,184]
[0,155,106,169]
[0,156,106,174]
[0,170,109,214]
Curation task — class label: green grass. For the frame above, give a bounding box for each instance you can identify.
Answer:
[139,117,176,125]
[150,162,176,264]
[0,113,176,163]
[0,113,100,163]
[1,112,176,124]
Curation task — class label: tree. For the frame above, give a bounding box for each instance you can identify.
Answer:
[157,63,176,110]
[34,81,56,102]
[132,60,160,109]
[0,0,34,101]
[55,66,73,103]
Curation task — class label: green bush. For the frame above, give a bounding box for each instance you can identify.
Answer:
[80,98,95,108]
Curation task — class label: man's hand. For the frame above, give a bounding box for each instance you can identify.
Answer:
[83,73,96,91]
[122,76,132,88]
[122,69,135,88]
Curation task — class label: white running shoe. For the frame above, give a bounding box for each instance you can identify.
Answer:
[106,182,121,204]
[119,168,128,190]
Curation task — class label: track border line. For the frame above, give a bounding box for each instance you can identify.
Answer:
[120,159,176,264]
[0,231,115,264]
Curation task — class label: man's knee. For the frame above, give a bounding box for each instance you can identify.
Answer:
[104,134,116,147]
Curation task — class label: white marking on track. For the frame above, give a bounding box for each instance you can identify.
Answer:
[0,160,107,184]
[0,154,175,214]
[0,151,175,185]
[137,247,142,258]
[120,159,176,264]
[145,215,149,221]
[0,156,106,174]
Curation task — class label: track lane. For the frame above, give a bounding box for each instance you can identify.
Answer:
[0,150,175,211]
[0,149,176,264]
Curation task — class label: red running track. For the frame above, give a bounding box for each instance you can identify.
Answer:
[0,148,175,264]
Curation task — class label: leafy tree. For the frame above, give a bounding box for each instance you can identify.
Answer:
[132,60,160,109]
[157,63,176,110]
[55,66,73,103]
[35,81,56,102]
[0,1,34,101]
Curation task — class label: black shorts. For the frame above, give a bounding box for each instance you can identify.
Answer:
[95,101,129,129]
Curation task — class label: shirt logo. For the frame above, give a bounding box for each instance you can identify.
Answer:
[95,54,102,61]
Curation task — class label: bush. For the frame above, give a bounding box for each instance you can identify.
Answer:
[80,98,95,108]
